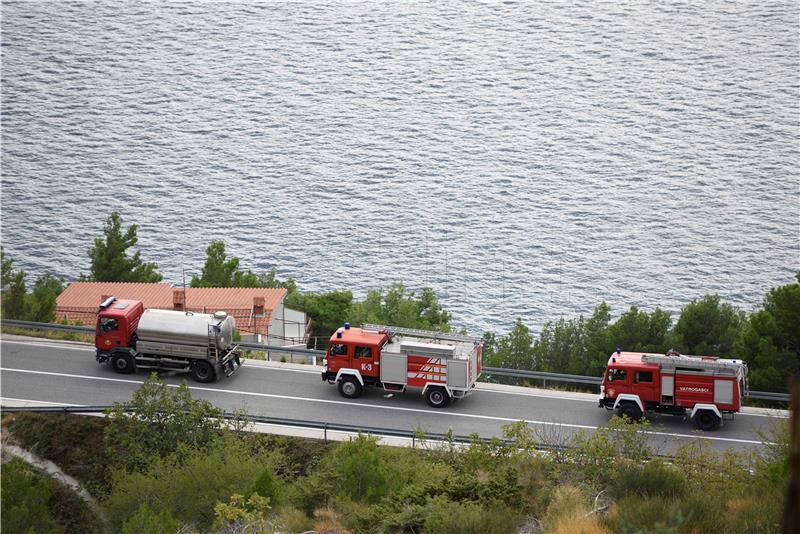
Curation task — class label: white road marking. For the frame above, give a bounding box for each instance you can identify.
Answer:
[2,339,784,419]
[0,367,774,446]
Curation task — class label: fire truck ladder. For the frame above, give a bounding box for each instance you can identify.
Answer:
[361,323,482,344]
[641,352,745,375]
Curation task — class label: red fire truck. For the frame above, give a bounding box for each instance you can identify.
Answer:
[321,323,482,408]
[599,349,748,430]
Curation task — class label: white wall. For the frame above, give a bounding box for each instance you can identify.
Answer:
[267,303,307,346]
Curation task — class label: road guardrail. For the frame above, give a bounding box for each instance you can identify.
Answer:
[1,319,790,402]
[0,404,571,452]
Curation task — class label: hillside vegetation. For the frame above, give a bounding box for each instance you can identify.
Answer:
[2,374,789,534]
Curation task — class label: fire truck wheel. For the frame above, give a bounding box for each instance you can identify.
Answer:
[617,402,642,422]
[694,410,720,431]
[191,361,216,383]
[110,353,134,374]
[425,387,451,408]
[338,377,363,398]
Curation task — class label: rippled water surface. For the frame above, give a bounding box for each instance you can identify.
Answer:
[2,2,798,334]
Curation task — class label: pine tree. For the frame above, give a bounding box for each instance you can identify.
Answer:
[190,241,241,288]
[86,212,162,282]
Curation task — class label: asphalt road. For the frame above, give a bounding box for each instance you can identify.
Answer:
[0,337,787,453]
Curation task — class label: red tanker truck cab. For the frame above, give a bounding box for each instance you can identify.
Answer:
[599,349,748,430]
[95,296,243,383]
[321,323,483,408]
[95,298,144,351]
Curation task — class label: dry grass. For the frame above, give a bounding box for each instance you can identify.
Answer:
[543,486,608,534]
[548,514,607,534]
[313,508,350,534]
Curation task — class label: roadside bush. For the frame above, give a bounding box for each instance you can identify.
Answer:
[1,458,60,534]
[104,374,225,473]
[755,417,791,485]
[288,469,336,516]
[609,460,687,500]
[104,435,281,531]
[723,490,784,534]
[212,492,273,533]
[323,435,392,504]
[278,507,315,533]
[541,485,607,534]
[249,466,284,507]
[121,504,182,534]
[0,457,101,534]
[47,479,103,534]
[564,416,652,489]
[6,413,111,495]
[421,495,520,534]
[670,440,751,500]
[251,434,329,478]
[607,495,685,534]
[514,455,554,518]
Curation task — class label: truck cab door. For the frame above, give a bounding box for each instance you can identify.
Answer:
[327,342,351,373]
[96,316,124,349]
[633,370,656,403]
[354,345,379,378]
[607,367,630,396]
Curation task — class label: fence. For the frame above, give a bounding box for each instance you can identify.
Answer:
[1,319,790,402]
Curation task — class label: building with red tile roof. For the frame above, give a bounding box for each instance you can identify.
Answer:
[55,282,309,345]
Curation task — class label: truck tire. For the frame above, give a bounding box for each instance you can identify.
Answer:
[617,402,642,422]
[338,376,362,399]
[694,409,720,431]
[110,352,135,374]
[191,361,216,383]
[425,387,450,408]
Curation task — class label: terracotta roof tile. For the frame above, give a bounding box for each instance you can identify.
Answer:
[55,283,288,335]
[183,287,287,313]
[56,282,174,308]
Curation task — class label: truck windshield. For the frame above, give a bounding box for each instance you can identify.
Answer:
[608,368,627,381]
[100,318,119,333]
[330,343,347,356]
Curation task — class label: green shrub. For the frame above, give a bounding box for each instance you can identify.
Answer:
[565,416,652,489]
[6,413,111,495]
[0,457,101,534]
[47,478,103,534]
[278,507,315,533]
[514,455,554,517]
[610,460,687,500]
[725,490,784,534]
[104,436,281,531]
[1,458,60,534]
[287,470,336,516]
[213,492,273,532]
[422,495,520,534]
[121,504,182,534]
[671,440,751,500]
[250,466,283,507]
[609,495,684,534]
[104,374,225,473]
[325,435,391,504]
